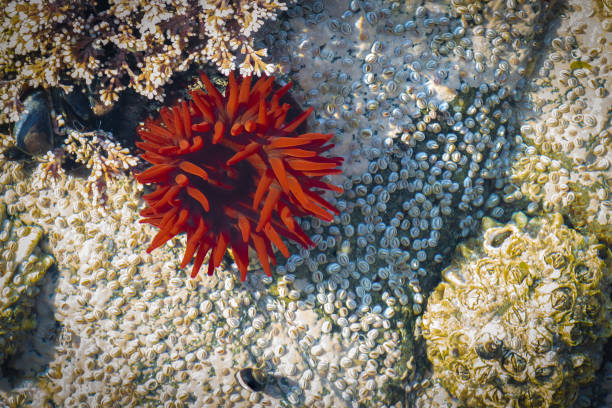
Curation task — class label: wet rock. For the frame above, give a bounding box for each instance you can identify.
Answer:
[0,202,55,367]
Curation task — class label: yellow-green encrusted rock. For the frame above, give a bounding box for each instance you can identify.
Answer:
[0,202,54,366]
[421,212,612,408]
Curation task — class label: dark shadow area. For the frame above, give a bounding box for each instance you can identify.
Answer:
[0,262,61,390]
[261,373,300,399]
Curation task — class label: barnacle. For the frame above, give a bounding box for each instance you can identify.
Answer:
[421,212,612,408]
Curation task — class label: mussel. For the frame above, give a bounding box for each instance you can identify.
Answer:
[236,367,268,392]
[13,90,53,155]
[53,86,94,124]
[13,86,97,156]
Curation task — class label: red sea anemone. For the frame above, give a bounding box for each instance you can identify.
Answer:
[135,72,343,281]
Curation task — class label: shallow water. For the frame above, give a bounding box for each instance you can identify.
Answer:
[0,1,611,407]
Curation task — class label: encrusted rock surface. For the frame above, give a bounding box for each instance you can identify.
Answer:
[511,0,612,245]
[0,202,54,367]
[421,212,612,408]
[0,1,609,407]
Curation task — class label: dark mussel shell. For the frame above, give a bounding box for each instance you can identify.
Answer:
[54,86,94,124]
[236,367,268,392]
[13,90,53,155]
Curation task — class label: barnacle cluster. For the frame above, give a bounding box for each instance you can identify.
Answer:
[0,0,291,123]
[509,4,612,245]
[411,379,462,408]
[0,135,26,200]
[421,212,612,408]
[0,202,54,367]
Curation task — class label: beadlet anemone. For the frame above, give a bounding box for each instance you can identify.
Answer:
[135,72,343,281]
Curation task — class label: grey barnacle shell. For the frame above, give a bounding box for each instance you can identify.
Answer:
[528,327,554,354]
[501,350,527,378]
[475,333,504,361]
[549,285,574,312]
